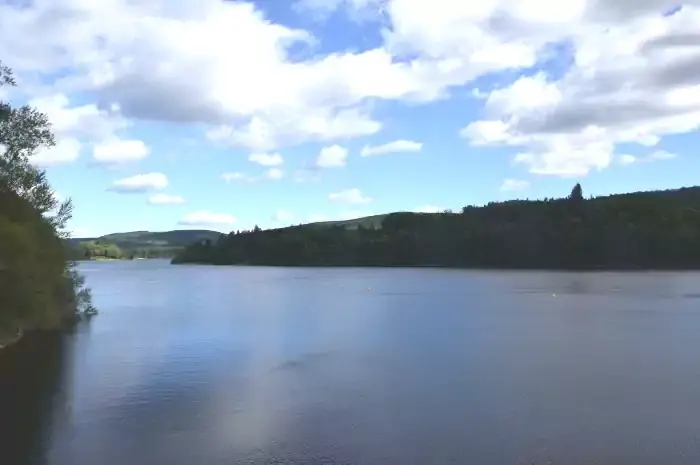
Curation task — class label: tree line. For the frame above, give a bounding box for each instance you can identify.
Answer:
[69,240,185,260]
[173,184,700,269]
[0,62,95,342]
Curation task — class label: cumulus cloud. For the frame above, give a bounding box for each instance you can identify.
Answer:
[221,168,283,182]
[315,144,348,167]
[293,169,322,183]
[221,172,255,183]
[31,138,81,166]
[5,0,700,173]
[0,0,560,152]
[459,5,700,177]
[617,150,678,165]
[28,94,128,141]
[360,139,423,156]
[264,168,284,180]
[108,173,168,193]
[178,210,237,226]
[500,179,530,191]
[0,1,393,151]
[248,152,284,166]
[649,150,678,160]
[93,138,149,164]
[294,0,385,19]
[26,93,131,166]
[329,188,373,204]
[147,193,185,205]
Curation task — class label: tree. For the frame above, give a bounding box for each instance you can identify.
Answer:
[0,61,95,323]
[569,183,583,202]
[568,183,584,219]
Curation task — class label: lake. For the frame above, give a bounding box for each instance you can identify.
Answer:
[3,260,700,465]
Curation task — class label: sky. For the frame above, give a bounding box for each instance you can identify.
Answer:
[2,0,700,237]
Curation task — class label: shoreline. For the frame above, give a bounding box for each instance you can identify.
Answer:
[170,261,700,272]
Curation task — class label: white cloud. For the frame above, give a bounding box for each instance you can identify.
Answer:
[315,144,348,167]
[458,5,700,177]
[27,94,133,167]
[221,168,283,182]
[293,169,321,183]
[208,108,381,151]
[649,150,677,161]
[147,193,185,205]
[108,172,168,193]
[360,139,423,156]
[178,210,237,226]
[28,94,128,141]
[93,138,149,164]
[249,152,284,166]
[500,179,530,191]
[617,150,678,165]
[618,154,637,165]
[294,0,385,18]
[329,188,373,204]
[6,0,700,173]
[0,0,554,153]
[31,138,81,166]
[272,209,295,223]
[221,172,255,183]
[413,204,443,213]
[264,168,284,180]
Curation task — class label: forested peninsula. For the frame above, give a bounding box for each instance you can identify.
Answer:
[0,62,94,347]
[173,184,700,269]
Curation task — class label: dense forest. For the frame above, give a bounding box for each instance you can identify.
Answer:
[0,62,94,345]
[173,184,700,269]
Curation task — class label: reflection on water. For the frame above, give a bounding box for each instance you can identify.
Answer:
[0,330,68,465]
[3,260,700,465]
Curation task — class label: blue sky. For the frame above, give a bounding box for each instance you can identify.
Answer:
[2,0,699,237]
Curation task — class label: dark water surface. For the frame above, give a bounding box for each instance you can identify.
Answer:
[3,260,700,465]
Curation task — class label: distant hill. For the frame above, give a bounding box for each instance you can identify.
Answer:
[68,230,223,256]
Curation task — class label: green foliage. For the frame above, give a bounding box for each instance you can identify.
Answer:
[0,188,72,328]
[174,185,700,269]
[0,61,95,335]
[73,240,131,260]
[67,229,222,259]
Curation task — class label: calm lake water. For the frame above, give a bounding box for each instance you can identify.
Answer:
[3,260,700,465]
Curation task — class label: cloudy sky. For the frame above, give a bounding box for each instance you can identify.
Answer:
[2,0,700,237]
